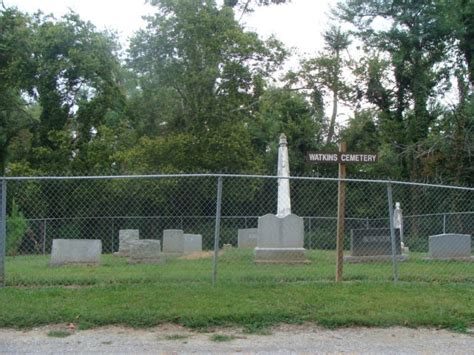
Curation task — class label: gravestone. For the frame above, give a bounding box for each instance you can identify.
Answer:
[344,228,408,263]
[428,234,472,260]
[238,228,258,249]
[254,214,307,263]
[114,229,139,257]
[162,229,184,255]
[253,134,308,264]
[183,234,203,253]
[128,239,162,264]
[50,239,102,266]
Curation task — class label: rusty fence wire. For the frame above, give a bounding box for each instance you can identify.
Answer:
[0,174,472,287]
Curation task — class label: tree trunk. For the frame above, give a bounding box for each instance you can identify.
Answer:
[326,89,338,144]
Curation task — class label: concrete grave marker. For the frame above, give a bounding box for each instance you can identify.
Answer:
[162,229,185,254]
[254,213,307,263]
[114,229,139,257]
[428,234,472,260]
[238,228,258,249]
[183,234,203,253]
[128,239,162,264]
[344,228,408,263]
[50,239,102,266]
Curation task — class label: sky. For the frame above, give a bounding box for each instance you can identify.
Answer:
[3,0,336,60]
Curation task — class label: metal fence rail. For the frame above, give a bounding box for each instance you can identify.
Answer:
[0,174,473,287]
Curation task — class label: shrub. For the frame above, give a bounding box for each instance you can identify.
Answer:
[7,200,28,256]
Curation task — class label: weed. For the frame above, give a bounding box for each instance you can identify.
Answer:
[47,330,72,338]
[210,334,235,342]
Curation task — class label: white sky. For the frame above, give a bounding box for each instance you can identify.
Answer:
[3,0,336,59]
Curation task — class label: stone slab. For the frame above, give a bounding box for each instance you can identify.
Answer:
[128,239,162,264]
[350,228,402,257]
[257,214,304,248]
[255,214,307,263]
[428,234,472,259]
[238,228,258,249]
[183,234,203,253]
[114,229,139,256]
[162,229,184,254]
[51,239,102,266]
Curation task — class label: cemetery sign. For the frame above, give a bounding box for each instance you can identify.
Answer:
[307,152,378,164]
[306,143,378,281]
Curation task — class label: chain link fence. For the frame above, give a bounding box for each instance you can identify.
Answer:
[0,174,472,287]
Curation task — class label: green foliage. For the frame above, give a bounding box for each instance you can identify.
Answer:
[128,0,287,135]
[6,200,27,256]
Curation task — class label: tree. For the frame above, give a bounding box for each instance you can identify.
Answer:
[3,11,126,175]
[129,0,286,135]
[290,26,352,145]
[249,88,321,175]
[336,0,455,180]
[0,8,35,174]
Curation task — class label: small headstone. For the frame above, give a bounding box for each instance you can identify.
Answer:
[183,234,203,253]
[428,234,472,260]
[254,214,307,263]
[344,228,408,263]
[128,239,162,264]
[238,228,258,249]
[114,229,139,256]
[50,239,102,266]
[162,229,184,254]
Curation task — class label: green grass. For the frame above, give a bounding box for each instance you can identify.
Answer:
[47,330,72,338]
[5,249,474,287]
[1,250,473,331]
[210,334,235,342]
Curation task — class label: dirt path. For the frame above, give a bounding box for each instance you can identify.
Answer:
[1,324,473,354]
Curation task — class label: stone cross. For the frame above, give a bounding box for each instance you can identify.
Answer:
[277,133,291,217]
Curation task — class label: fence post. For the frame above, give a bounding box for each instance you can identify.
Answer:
[308,217,312,249]
[443,214,446,234]
[212,176,223,287]
[0,179,6,288]
[42,220,47,255]
[111,218,115,253]
[387,182,399,283]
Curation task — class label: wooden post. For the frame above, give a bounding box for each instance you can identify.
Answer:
[336,142,347,282]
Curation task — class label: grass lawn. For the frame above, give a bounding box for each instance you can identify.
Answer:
[1,249,473,331]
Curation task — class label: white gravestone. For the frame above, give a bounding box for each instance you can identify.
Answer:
[162,229,185,254]
[114,229,139,256]
[183,234,203,253]
[238,228,258,249]
[254,214,307,263]
[277,134,291,218]
[51,239,102,266]
[128,239,162,264]
[254,134,307,264]
[428,234,472,260]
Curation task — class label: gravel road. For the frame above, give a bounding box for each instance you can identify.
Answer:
[1,324,473,354]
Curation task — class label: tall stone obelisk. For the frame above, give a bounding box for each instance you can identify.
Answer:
[277,133,291,217]
[254,133,308,264]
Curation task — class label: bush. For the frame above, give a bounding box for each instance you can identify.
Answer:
[7,200,27,256]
